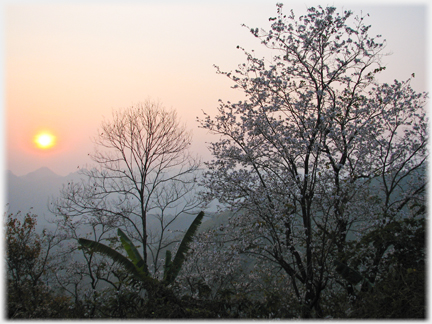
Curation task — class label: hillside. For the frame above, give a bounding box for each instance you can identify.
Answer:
[6,167,84,231]
[5,167,210,234]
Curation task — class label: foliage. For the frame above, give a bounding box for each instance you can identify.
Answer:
[118,228,149,276]
[353,216,424,317]
[76,211,205,317]
[77,235,152,285]
[6,211,73,318]
[163,211,205,285]
[79,211,204,285]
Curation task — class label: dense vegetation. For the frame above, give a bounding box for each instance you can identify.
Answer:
[6,4,426,319]
[5,209,425,318]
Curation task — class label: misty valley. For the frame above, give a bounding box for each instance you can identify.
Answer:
[5,4,426,319]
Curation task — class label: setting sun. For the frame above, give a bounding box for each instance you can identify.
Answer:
[34,132,56,149]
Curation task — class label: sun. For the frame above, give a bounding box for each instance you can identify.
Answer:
[34,132,56,149]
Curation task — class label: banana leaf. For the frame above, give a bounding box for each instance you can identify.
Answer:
[164,250,172,278]
[78,238,158,290]
[78,238,142,280]
[118,228,149,275]
[163,211,204,285]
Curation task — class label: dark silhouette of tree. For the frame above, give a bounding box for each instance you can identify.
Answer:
[53,100,201,279]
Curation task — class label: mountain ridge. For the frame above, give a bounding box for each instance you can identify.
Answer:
[5,166,208,234]
[21,167,61,181]
[6,167,85,231]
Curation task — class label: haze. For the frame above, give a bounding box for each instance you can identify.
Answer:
[4,1,428,177]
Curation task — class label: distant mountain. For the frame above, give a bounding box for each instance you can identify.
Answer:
[21,166,62,182]
[5,167,212,234]
[6,167,84,231]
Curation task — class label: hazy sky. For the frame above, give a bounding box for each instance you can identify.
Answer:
[4,0,429,177]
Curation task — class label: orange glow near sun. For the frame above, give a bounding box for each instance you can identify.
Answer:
[34,132,56,149]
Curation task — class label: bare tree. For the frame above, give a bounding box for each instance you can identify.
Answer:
[53,100,201,277]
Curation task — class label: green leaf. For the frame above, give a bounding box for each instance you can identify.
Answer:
[78,238,158,290]
[163,250,172,282]
[78,238,141,280]
[163,211,204,285]
[118,228,148,275]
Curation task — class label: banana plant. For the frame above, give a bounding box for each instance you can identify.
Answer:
[78,234,158,290]
[78,211,204,287]
[118,228,149,276]
[162,211,204,285]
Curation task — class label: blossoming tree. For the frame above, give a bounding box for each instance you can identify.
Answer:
[197,4,427,318]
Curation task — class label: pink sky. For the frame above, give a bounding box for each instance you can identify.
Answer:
[4,1,429,177]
